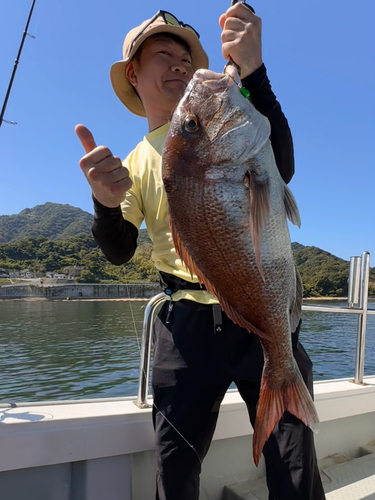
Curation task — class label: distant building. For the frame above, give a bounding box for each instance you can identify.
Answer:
[63,266,83,279]
[45,272,67,279]
[19,270,35,279]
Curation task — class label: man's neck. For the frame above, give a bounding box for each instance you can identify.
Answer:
[142,99,177,132]
[147,112,171,132]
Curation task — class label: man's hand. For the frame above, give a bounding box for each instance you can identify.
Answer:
[219,3,262,79]
[75,124,132,208]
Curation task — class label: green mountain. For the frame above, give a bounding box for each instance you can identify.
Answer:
[0,204,373,295]
[292,243,350,297]
[0,203,93,243]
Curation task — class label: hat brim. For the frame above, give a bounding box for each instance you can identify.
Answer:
[110,24,209,118]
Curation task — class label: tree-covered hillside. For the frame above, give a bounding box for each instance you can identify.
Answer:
[292,243,350,297]
[0,203,93,243]
[0,204,373,296]
[0,235,373,295]
[0,231,157,284]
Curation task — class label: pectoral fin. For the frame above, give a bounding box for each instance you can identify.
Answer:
[249,171,270,280]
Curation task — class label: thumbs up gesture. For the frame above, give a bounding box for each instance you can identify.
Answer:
[75,124,132,208]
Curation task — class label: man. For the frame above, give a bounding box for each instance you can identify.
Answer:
[76,5,326,500]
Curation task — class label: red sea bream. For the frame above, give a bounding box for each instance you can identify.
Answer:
[162,66,319,466]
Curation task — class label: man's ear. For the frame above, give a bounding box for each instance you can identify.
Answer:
[126,61,138,87]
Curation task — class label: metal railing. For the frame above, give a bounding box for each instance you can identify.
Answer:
[135,252,373,408]
[135,293,167,408]
[302,252,373,385]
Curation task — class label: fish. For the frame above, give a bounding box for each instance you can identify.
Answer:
[161,65,319,466]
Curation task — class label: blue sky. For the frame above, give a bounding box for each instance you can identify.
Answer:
[0,0,374,261]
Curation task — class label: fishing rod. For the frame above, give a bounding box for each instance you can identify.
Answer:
[224,1,255,99]
[228,0,256,68]
[0,0,37,130]
[230,0,255,12]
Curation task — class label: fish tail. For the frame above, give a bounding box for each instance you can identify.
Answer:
[253,367,319,466]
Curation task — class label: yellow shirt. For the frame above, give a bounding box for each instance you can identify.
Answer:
[121,123,218,304]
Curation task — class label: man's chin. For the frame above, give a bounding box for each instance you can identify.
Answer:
[163,86,187,104]
[164,80,187,93]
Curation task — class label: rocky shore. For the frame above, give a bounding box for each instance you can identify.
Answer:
[0,283,160,300]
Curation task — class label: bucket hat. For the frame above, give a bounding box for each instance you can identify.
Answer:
[110,11,209,117]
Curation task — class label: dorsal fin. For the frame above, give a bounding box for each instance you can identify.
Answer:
[284,185,301,227]
[290,267,303,333]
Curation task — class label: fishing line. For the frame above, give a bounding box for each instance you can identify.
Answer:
[121,262,204,466]
[118,0,258,477]
[122,266,142,353]
[30,0,41,38]
[152,400,203,467]
[120,264,247,494]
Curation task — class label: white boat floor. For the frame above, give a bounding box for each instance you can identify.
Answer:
[224,442,375,500]
[322,452,375,500]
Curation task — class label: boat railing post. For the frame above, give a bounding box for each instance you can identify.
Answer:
[353,252,370,384]
[134,293,166,408]
[348,256,361,308]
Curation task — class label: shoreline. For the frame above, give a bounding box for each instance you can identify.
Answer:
[303,297,348,301]
[0,297,150,302]
[0,296,358,302]
[1,295,374,303]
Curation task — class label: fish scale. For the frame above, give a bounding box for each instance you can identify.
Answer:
[162,66,319,466]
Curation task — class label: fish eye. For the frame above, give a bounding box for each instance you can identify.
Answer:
[184,115,200,133]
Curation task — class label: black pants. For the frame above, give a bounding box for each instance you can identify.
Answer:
[152,299,326,500]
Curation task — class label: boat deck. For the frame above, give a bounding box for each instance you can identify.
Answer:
[224,442,375,499]
[323,446,375,500]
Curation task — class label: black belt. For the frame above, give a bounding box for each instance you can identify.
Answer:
[159,272,222,333]
[159,271,207,297]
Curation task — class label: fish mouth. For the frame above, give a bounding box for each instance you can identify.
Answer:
[223,63,242,86]
[194,69,232,94]
[192,65,243,97]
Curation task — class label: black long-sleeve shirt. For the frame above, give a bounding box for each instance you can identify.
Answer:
[92,64,294,266]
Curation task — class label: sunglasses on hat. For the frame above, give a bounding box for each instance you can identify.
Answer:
[129,10,200,54]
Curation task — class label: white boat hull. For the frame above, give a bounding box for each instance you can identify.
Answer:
[1,376,374,499]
